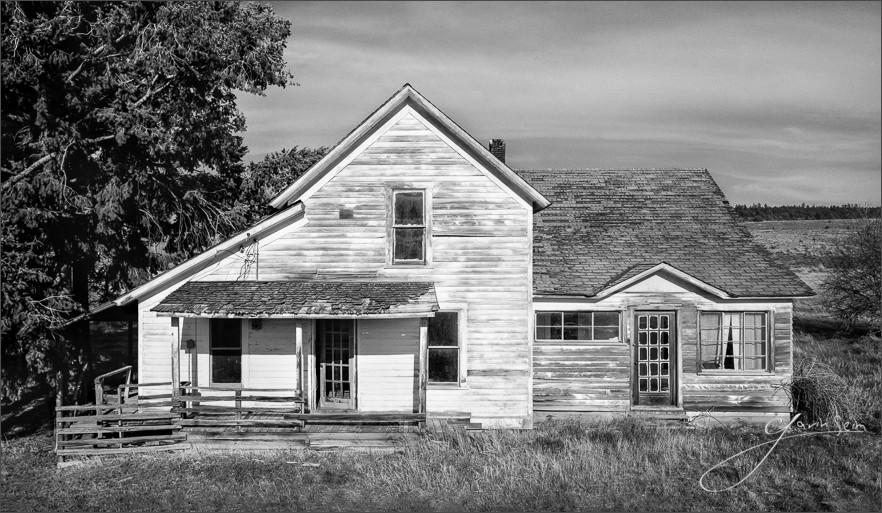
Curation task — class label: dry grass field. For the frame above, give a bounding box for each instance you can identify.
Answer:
[744,218,867,316]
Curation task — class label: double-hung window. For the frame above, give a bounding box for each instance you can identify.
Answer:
[428,312,459,383]
[699,312,769,371]
[535,311,621,342]
[210,318,242,384]
[392,190,425,264]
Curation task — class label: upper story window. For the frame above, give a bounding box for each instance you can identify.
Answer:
[392,190,425,264]
[535,311,621,342]
[699,312,769,372]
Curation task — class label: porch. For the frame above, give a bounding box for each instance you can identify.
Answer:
[55,372,433,463]
[152,280,440,416]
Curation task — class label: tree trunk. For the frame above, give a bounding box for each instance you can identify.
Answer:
[71,257,93,404]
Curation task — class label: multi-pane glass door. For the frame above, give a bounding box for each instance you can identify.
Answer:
[633,312,677,406]
[316,319,354,410]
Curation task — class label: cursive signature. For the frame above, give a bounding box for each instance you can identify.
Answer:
[699,413,869,492]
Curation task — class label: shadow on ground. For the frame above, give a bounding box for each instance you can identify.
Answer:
[1,387,53,439]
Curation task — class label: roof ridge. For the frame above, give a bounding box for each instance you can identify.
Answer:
[516,168,709,172]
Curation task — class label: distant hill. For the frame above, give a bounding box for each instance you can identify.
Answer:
[733,203,881,222]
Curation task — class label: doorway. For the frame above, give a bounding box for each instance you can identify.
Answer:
[315,319,355,410]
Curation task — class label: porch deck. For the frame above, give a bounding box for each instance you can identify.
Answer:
[55,377,438,464]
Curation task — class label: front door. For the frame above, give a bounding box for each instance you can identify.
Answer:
[316,319,355,410]
[633,311,677,406]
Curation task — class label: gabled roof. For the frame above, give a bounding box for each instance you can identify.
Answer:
[151,280,439,318]
[269,83,550,212]
[516,168,814,298]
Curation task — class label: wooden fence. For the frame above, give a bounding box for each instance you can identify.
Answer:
[55,382,187,463]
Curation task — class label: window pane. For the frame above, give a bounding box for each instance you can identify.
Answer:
[593,312,619,327]
[536,312,561,327]
[210,319,241,348]
[700,343,722,369]
[744,313,766,343]
[743,313,765,330]
[536,326,557,339]
[723,313,741,342]
[429,312,458,347]
[700,312,722,330]
[428,348,458,382]
[394,228,424,261]
[743,356,766,371]
[700,328,721,343]
[212,350,241,383]
[564,312,592,326]
[564,327,591,340]
[593,326,619,341]
[394,192,423,225]
[549,327,563,339]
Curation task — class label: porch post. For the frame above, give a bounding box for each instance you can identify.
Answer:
[171,317,181,398]
[418,317,428,414]
[295,320,304,410]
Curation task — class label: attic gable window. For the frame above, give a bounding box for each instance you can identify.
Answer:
[392,190,425,264]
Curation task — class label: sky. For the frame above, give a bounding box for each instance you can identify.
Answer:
[236,1,882,206]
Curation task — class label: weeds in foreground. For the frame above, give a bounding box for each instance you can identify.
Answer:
[2,418,879,512]
[792,326,881,432]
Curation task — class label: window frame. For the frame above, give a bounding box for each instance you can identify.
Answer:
[697,310,773,374]
[209,318,244,386]
[534,310,623,344]
[427,308,466,387]
[390,189,427,265]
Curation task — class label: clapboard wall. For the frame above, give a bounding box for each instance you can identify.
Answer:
[533,272,793,419]
[137,105,534,427]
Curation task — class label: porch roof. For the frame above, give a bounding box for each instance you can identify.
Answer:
[151,280,439,318]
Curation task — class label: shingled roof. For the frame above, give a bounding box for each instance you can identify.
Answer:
[152,281,439,318]
[516,169,813,298]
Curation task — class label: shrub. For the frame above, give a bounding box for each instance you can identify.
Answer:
[822,218,881,330]
[781,358,863,427]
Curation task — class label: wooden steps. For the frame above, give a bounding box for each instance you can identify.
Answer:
[628,408,689,428]
[186,430,418,451]
[56,443,189,457]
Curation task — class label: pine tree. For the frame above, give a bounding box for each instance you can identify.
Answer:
[1,1,293,400]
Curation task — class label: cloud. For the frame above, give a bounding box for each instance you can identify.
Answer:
[236,1,881,206]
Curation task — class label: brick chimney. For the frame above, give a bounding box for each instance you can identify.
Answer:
[489,139,506,163]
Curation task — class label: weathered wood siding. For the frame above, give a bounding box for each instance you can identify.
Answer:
[137,106,533,427]
[356,319,418,412]
[533,341,630,412]
[137,310,301,405]
[533,272,793,416]
[245,320,298,389]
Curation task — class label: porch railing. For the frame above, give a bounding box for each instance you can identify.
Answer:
[173,385,305,432]
[94,365,133,406]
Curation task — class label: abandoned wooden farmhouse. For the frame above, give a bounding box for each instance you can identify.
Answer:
[58,84,812,457]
